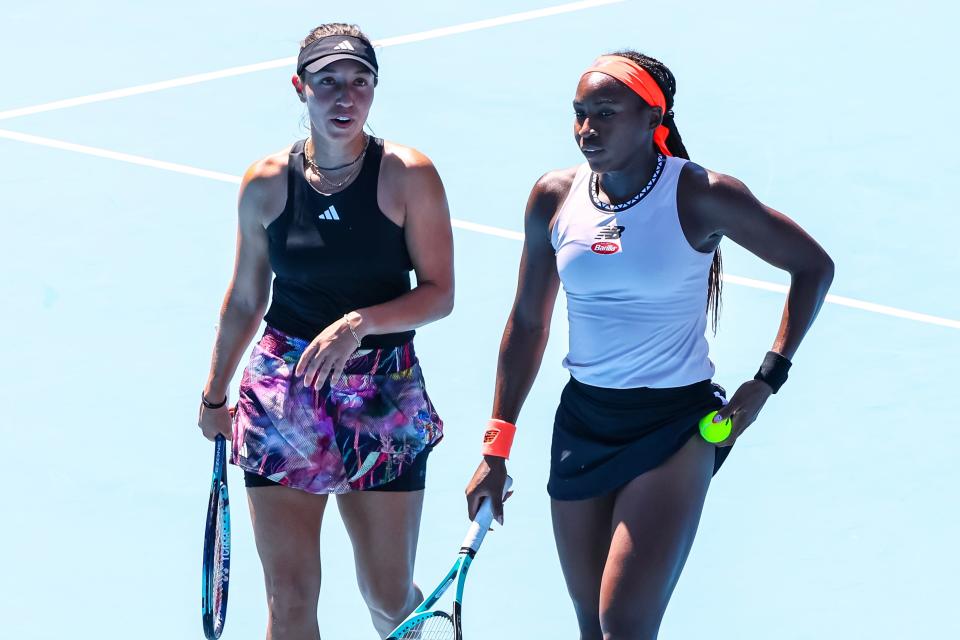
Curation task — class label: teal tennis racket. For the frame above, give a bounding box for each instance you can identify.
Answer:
[387,477,513,640]
[201,434,231,639]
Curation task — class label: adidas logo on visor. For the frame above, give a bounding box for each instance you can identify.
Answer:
[318,205,341,221]
[333,40,355,51]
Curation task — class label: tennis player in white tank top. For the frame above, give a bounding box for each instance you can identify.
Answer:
[466,51,834,639]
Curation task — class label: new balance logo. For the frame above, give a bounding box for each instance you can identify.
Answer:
[595,225,625,240]
[333,40,355,51]
[318,205,341,221]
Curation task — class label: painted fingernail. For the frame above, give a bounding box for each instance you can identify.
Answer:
[713,414,723,422]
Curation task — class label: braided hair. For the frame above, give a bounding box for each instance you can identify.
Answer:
[608,50,722,332]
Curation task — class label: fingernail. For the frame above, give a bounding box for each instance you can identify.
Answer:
[713,414,723,422]
[496,515,503,525]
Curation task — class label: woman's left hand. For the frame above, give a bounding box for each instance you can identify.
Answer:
[713,379,773,447]
[294,317,361,389]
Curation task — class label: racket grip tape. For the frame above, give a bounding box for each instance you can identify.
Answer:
[462,476,513,553]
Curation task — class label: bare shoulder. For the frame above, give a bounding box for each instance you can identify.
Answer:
[381,140,439,182]
[527,165,579,223]
[677,160,766,244]
[531,166,578,203]
[378,141,447,226]
[239,146,292,226]
[678,161,752,207]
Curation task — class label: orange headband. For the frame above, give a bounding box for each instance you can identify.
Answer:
[582,56,673,157]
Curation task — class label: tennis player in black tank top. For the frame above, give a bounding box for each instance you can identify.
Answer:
[197,24,454,639]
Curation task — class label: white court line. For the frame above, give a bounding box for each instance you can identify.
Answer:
[0,129,241,184]
[0,0,623,122]
[450,219,525,241]
[723,275,960,329]
[2,127,958,331]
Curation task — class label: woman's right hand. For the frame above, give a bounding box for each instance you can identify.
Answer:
[198,400,234,442]
[465,456,509,525]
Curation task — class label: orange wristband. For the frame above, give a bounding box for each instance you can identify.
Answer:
[481,419,517,459]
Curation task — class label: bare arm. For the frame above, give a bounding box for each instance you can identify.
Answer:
[198,155,283,439]
[679,164,835,360]
[490,171,572,422]
[349,145,454,338]
[465,168,574,521]
[678,163,835,443]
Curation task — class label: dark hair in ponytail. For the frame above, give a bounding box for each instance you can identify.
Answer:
[607,50,722,332]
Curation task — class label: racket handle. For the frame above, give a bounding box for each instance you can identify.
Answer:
[212,434,227,477]
[462,475,513,554]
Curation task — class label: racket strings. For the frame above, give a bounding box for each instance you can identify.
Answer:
[394,612,456,640]
[211,492,228,632]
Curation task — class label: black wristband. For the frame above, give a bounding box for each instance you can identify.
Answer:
[201,393,228,409]
[754,351,792,394]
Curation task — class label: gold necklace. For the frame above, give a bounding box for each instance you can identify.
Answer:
[304,136,368,190]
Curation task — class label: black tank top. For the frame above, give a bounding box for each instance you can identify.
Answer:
[263,138,415,348]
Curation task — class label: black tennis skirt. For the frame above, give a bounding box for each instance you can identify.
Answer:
[548,376,732,501]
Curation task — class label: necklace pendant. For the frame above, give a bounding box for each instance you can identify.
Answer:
[304,136,368,192]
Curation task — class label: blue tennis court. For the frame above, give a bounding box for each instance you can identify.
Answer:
[3,1,957,637]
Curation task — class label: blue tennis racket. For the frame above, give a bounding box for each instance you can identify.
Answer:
[387,476,513,640]
[201,434,231,639]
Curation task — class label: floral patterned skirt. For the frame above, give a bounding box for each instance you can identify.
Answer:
[231,326,443,493]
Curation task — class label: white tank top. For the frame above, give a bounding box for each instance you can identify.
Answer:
[550,155,715,389]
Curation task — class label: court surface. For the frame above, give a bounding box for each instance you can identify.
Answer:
[2,1,958,638]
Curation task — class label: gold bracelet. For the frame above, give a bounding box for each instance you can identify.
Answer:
[343,314,362,348]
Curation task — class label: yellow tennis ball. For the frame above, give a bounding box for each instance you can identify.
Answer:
[699,411,732,443]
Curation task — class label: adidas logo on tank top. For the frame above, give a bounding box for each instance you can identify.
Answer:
[318,205,341,221]
[333,40,355,51]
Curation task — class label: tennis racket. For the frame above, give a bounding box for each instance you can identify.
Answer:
[387,476,513,640]
[201,434,231,639]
